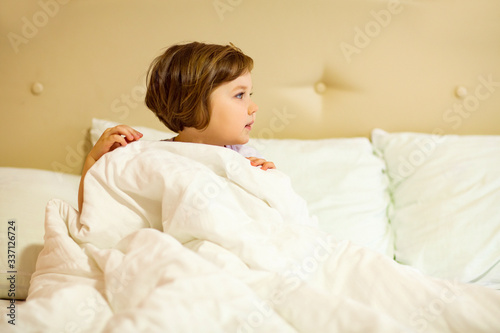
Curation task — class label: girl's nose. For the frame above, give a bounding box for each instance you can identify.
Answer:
[248,100,258,115]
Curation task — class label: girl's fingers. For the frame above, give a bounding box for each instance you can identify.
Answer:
[89,126,143,162]
[107,133,128,148]
[109,141,122,152]
[246,157,276,170]
[90,133,127,160]
[120,127,143,142]
[247,157,265,165]
[105,125,143,143]
[124,126,143,140]
[261,161,276,170]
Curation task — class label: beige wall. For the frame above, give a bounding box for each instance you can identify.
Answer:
[1,0,500,174]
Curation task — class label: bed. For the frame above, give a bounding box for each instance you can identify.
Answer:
[1,119,500,332]
[1,0,500,332]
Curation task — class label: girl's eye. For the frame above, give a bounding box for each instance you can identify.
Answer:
[235,92,253,99]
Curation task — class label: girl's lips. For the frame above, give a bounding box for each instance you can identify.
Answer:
[245,121,254,130]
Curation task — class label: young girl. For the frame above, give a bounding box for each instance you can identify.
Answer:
[78,42,275,212]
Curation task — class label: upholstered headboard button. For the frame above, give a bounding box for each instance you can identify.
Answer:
[31,82,44,95]
[454,85,468,99]
[314,81,327,94]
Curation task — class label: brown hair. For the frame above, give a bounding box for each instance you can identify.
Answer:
[145,42,254,132]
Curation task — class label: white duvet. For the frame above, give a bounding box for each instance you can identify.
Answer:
[2,141,500,332]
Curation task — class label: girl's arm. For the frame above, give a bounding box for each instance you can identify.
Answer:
[78,125,143,212]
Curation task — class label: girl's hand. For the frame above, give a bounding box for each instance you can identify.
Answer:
[246,157,276,171]
[89,125,143,162]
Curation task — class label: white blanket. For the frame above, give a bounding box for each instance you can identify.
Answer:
[2,142,500,332]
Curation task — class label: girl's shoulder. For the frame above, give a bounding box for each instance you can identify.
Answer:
[225,144,262,158]
[161,138,262,158]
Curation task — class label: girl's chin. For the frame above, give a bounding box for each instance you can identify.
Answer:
[234,135,250,145]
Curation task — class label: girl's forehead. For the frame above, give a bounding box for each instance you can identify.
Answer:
[228,72,253,87]
[212,72,253,94]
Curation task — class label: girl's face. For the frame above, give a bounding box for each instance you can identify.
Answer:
[202,71,258,146]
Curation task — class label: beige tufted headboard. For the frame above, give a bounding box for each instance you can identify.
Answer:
[1,0,499,174]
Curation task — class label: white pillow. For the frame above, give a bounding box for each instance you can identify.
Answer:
[372,128,500,288]
[90,118,175,145]
[91,119,393,257]
[0,167,80,299]
[249,138,393,258]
